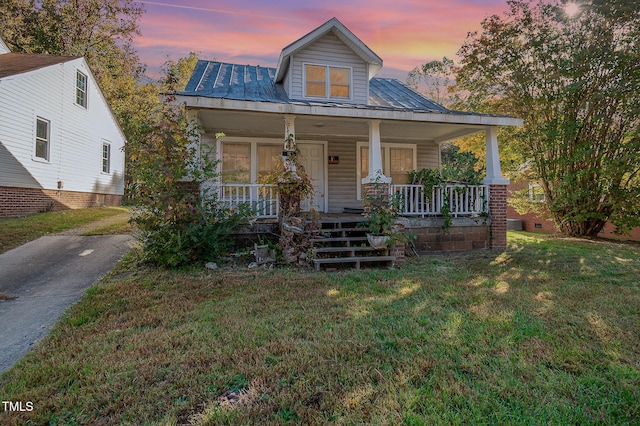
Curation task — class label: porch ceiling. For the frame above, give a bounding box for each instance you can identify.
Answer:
[193,108,487,143]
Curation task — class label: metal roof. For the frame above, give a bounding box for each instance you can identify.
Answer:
[180,61,457,115]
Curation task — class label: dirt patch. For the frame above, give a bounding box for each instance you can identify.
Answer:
[56,211,131,236]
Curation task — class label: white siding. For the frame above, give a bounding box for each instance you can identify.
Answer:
[289,33,369,104]
[0,58,125,194]
[325,140,440,212]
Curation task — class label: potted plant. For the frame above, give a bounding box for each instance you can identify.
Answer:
[362,180,407,248]
[366,206,395,248]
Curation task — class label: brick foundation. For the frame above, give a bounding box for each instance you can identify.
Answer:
[0,186,122,217]
[406,217,489,252]
[488,184,508,249]
[390,243,406,264]
[362,181,390,215]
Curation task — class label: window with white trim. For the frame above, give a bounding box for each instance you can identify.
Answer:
[304,64,351,99]
[221,142,284,183]
[357,142,417,199]
[102,142,111,173]
[76,71,87,108]
[222,143,250,183]
[257,144,282,182]
[35,117,50,161]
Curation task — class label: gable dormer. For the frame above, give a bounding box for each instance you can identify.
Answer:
[274,18,382,105]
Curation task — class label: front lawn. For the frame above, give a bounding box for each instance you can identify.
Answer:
[1,232,638,424]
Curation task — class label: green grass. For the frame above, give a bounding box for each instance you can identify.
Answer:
[1,232,638,425]
[0,207,129,254]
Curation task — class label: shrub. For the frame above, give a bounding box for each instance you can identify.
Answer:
[128,101,251,267]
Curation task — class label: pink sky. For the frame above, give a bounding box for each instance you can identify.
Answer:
[134,0,510,80]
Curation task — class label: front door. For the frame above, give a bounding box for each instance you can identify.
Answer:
[297,143,325,212]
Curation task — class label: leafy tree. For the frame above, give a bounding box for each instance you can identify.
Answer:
[123,53,200,197]
[0,0,145,111]
[124,54,250,267]
[456,0,640,237]
[408,57,525,177]
[440,143,484,184]
[0,0,37,51]
[127,98,251,267]
[407,57,459,107]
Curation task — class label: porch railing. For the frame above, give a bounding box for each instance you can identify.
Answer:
[204,183,486,220]
[392,184,488,218]
[207,184,279,219]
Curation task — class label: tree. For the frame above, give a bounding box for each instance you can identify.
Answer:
[126,97,251,267]
[440,143,484,184]
[456,0,640,237]
[407,57,459,108]
[126,54,250,267]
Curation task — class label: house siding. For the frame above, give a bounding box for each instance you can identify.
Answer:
[289,33,368,104]
[0,58,125,199]
[325,140,440,213]
[416,141,439,170]
[327,139,359,212]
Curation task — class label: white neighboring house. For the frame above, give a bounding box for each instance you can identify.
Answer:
[0,37,125,217]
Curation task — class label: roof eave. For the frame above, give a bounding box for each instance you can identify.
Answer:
[173,95,523,127]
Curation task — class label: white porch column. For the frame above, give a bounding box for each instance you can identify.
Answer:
[362,120,391,184]
[483,126,509,250]
[283,114,296,149]
[482,126,509,185]
[283,114,296,173]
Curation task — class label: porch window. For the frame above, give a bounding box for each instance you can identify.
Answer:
[390,148,413,184]
[304,64,351,99]
[222,143,250,183]
[357,143,417,200]
[257,144,282,181]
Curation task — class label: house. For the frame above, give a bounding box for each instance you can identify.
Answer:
[507,178,640,241]
[174,18,522,252]
[0,37,125,217]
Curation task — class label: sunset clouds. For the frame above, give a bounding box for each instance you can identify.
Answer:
[134,0,509,78]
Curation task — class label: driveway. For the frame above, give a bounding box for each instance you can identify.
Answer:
[0,233,134,373]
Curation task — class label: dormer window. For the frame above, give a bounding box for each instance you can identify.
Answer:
[304,64,351,99]
[76,71,87,108]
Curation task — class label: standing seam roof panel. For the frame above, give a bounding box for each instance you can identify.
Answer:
[179,60,459,114]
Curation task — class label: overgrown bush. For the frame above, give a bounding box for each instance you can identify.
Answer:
[128,100,251,267]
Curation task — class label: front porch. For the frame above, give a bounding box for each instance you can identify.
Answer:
[214,181,495,265]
